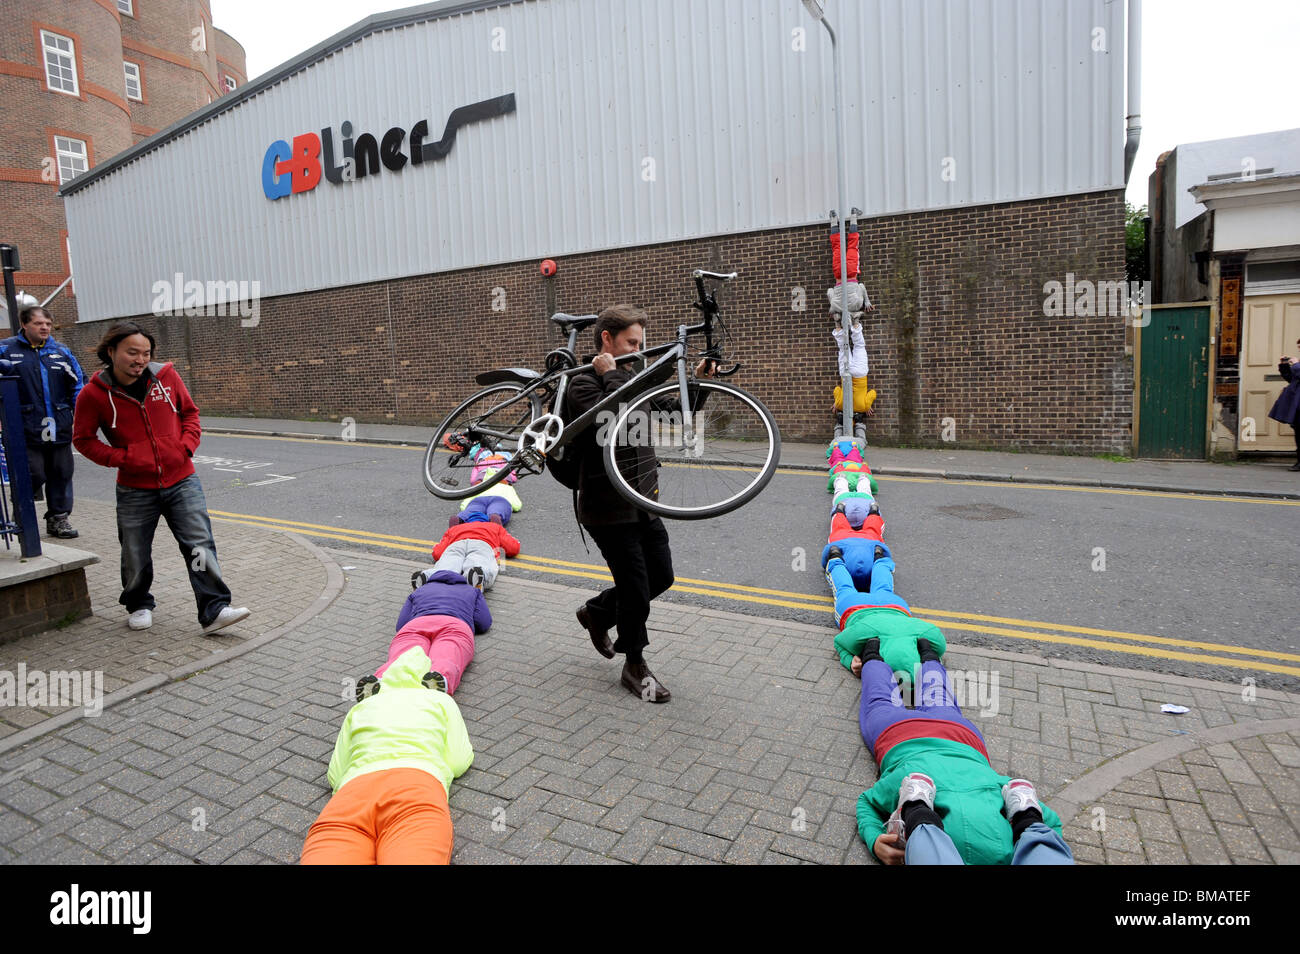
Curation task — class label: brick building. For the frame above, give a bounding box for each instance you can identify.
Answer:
[55,0,1136,452]
[0,0,245,321]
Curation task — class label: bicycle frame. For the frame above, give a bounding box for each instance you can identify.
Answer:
[465,272,732,465]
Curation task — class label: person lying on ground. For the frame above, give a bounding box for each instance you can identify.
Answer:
[301,646,473,865]
[826,547,946,675]
[354,570,491,701]
[856,637,1071,866]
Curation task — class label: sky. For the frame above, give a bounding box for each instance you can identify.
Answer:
[211,0,1300,210]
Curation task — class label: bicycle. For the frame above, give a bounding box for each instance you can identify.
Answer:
[422,269,782,520]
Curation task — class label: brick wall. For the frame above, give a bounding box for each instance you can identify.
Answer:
[0,569,91,644]
[55,188,1131,453]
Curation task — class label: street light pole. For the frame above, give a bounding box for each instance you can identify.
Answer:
[803,1,855,439]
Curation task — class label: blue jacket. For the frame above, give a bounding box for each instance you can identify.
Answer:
[1268,360,1300,426]
[0,333,85,445]
[396,570,492,634]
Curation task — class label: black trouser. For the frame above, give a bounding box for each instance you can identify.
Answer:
[584,516,675,658]
[20,440,75,520]
[1293,410,1300,462]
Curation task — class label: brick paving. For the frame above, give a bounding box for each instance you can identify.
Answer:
[0,531,1297,864]
[0,500,327,741]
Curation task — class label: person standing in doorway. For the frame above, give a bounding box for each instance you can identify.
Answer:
[0,304,85,538]
[1268,339,1300,472]
[72,321,250,634]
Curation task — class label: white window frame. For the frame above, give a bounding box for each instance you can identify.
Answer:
[117,0,135,15]
[41,30,79,97]
[123,61,142,101]
[53,135,88,185]
[223,75,237,93]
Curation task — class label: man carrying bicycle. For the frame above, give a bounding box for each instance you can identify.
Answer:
[571,304,716,703]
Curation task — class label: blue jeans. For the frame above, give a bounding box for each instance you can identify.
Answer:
[116,474,232,626]
[827,555,909,618]
[905,821,1075,865]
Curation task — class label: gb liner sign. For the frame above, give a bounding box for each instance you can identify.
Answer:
[261,93,516,200]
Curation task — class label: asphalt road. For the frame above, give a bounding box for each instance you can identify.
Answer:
[67,431,1300,691]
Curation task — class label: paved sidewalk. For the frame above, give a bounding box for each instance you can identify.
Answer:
[0,499,333,746]
[205,415,1300,499]
[0,528,1295,864]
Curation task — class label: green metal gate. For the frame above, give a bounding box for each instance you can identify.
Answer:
[1135,304,1211,459]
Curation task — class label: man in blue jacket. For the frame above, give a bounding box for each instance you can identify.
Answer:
[354,570,492,701]
[0,305,85,538]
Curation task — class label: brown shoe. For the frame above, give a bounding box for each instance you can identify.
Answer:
[621,660,671,703]
[576,605,614,659]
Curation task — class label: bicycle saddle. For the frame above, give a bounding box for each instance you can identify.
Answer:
[549,312,599,332]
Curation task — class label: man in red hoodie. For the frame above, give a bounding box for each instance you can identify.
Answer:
[72,322,250,635]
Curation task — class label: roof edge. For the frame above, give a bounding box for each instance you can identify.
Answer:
[60,0,525,197]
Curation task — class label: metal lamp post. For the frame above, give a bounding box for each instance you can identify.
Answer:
[802,0,855,439]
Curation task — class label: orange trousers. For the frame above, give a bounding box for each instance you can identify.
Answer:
[300,767,453,865]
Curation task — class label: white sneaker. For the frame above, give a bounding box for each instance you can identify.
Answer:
[127,609,153,630]
[1002,779,1041,818]
[885,772,937,843]
[202,606,251,635]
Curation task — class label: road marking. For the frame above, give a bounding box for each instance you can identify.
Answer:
[245,474,296,486]
[207,508,1296,674]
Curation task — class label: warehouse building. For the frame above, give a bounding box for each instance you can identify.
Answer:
[54,0,1136,450]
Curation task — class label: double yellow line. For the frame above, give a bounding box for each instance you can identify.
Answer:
[209,508,1300,679]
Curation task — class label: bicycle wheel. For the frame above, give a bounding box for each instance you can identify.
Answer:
[601,380,781,520]
[424,383,541,499]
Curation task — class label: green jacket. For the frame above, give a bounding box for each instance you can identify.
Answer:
[857,738,1064,865]
[326,647,474,796]
[835,607,947,675]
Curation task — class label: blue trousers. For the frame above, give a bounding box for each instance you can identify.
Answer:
[457,495,513,526]
[859,657,984,758]
[116,474,232,626]
[827,554,909,618]
[905,821,1075,865]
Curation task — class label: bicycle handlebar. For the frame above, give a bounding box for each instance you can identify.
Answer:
[692,269,738,281]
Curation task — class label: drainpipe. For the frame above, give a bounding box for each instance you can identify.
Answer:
[1123,0,1142,184]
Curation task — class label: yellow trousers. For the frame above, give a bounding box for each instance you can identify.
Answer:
[834,376,876,413]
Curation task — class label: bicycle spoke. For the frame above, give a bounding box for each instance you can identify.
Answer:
[604,382,779,519]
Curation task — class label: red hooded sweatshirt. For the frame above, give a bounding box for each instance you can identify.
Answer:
[72,362,202,489]
[432,521,521,560]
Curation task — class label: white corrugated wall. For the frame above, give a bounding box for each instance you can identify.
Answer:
[64,0,1127,321]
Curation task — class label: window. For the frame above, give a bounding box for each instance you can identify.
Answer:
[41,30,78,96]
[116,0,134,14]
[54,135,88,184]
[123,61,142,101]
[223,75,237,93]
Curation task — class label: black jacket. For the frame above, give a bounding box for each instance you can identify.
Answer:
[567,363,660,526]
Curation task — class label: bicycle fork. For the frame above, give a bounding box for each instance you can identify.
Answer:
[675,331,703,459]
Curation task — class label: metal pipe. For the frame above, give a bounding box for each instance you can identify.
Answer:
[1123,0,1142,184]
[809,5,856,438]
[40,274,73,309]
